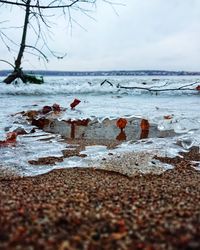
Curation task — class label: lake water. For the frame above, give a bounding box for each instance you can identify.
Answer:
[0,75,200,176]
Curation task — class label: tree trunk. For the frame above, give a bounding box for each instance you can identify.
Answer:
[3,0,31,84]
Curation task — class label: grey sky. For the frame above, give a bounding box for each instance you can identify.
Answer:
[1,0,200,71]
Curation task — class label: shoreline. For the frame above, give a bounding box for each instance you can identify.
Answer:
[0,146,199,181]
[0,148,200,249]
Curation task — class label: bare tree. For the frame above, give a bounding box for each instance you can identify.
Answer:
[0,0,117,84]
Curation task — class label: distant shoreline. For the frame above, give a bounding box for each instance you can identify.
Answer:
[1,70,200,77]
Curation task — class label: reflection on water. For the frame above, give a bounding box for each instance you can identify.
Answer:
[116,129,127,141]
[140,129,149,140]
[38,115,176,142]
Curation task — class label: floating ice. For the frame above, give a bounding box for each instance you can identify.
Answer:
[0,76,199,176]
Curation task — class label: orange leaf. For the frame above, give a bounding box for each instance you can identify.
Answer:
[70,99,81,109]
[116,130,127,141]
[140,119,150,130]
[140,129,149,139]
[196,85,200,91]
[116,118,127,129]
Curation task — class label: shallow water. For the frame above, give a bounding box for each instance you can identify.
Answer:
[0,76,200,176]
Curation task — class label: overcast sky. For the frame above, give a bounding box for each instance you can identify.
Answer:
[1,0,200,71]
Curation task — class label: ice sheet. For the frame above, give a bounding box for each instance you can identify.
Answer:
[0,76,199,176]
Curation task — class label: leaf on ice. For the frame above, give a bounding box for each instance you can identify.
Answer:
[164,115,173,120]
[140,119,150,130]
[196,85,200,91]
[116,118,127,129]
[70,99,81,109]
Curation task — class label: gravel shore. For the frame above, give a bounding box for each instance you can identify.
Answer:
[0,149,200,250]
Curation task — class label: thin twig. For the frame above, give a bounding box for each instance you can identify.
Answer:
[0,59,15,68]
[99,80,199,92]
[0,0,84,9]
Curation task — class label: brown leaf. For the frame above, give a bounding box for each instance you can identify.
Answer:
[164,115,172,120]
[116,118,127,129]
[70,99,81,109]
[196,85,200,91]
[140,119,150,130]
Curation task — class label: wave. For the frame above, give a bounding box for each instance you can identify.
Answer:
[0,76,199,96]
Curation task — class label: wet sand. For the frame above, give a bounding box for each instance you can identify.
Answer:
[0,149,200,250]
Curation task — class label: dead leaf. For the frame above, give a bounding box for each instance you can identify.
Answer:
[196,85,200,91]
[42,106,52,114]
[70,99,81,109]
[164,115,172,120]
[140,119,150,130]
[116,118,127,129]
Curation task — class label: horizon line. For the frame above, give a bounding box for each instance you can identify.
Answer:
[0,69,200,73]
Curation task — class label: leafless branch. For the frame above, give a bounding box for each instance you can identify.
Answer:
[118,82,200,92]
[0,59,15,68]
[0,0,94,9]
[0,0,118,84]
[25,45,49,62]
[100,80,199,92]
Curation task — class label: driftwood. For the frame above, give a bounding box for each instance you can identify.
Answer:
[3,71,44,84]
[88,79,113,87]
[99,79,199,92]
[100,79,113,87]
[3,70,26,84]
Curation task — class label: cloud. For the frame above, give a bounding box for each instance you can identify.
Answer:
[1,0,200,71]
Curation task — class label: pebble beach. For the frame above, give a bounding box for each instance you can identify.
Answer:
[0,148,199,250]
[0,6,200,248]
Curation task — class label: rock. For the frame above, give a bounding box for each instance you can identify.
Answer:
[28,156,64,165]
